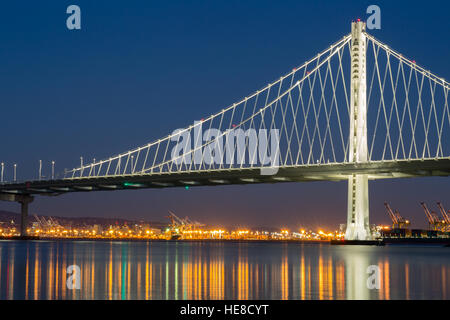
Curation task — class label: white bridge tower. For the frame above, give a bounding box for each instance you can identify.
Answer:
[345,21,372,240]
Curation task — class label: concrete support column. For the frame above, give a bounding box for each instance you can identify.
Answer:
[20,197,33,237]
[345,21,372,240]
[0,193,34,238]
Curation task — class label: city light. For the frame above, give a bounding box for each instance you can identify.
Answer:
[0,219,354,241]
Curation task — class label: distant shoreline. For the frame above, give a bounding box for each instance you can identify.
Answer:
[0,236,327,244]
[1,237,450,246]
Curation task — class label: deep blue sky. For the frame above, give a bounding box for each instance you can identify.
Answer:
[0,1,449,229]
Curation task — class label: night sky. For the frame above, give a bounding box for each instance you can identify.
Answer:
[0,1,449,230]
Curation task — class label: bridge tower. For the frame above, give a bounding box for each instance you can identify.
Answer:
[345,21,371,240]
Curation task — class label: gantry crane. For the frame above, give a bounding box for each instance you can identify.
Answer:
[48,216,62,228]
[436,202,450,232]
[166,211,183,239]
[394,209,410,229]
[34,214,49,230]
[166,210,206,239]
[168,210,186,227]
[384,202,410,229]
[33,214,62,231]
[384,202,399,228]
[168,211,204,230]
[420,202,442,231]
[182,216,204,228]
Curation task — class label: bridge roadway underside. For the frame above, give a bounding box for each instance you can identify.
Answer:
[0,159,449,197]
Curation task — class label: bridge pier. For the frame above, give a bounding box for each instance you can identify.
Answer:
[344,21,372,241]
[345,174,371,240]
[0,193,34,238]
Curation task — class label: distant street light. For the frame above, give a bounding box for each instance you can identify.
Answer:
[1,162,4,183]
[13,164,17,182]
[52,161,55,180]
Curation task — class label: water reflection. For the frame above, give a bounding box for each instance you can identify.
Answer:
[0,240,449,300]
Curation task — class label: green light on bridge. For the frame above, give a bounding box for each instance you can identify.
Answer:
[185,186,189,190]
[124,182,137,187]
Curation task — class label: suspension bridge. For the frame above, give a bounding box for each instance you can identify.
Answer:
[1,21,449,240]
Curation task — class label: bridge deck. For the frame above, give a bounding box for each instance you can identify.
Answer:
[0,159,449,197]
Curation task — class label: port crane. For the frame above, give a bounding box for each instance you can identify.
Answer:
[167,211,185,229]
[436,202,450,232]
[166,210,205,239]
[384,202,410,229]
[34,214,45,229]
[420,202,442,231]
[33,214,62,231]
[182,216,204,228]
[167,211,204,229]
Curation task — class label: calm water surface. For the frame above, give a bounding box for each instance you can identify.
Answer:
[0,240,448,300]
